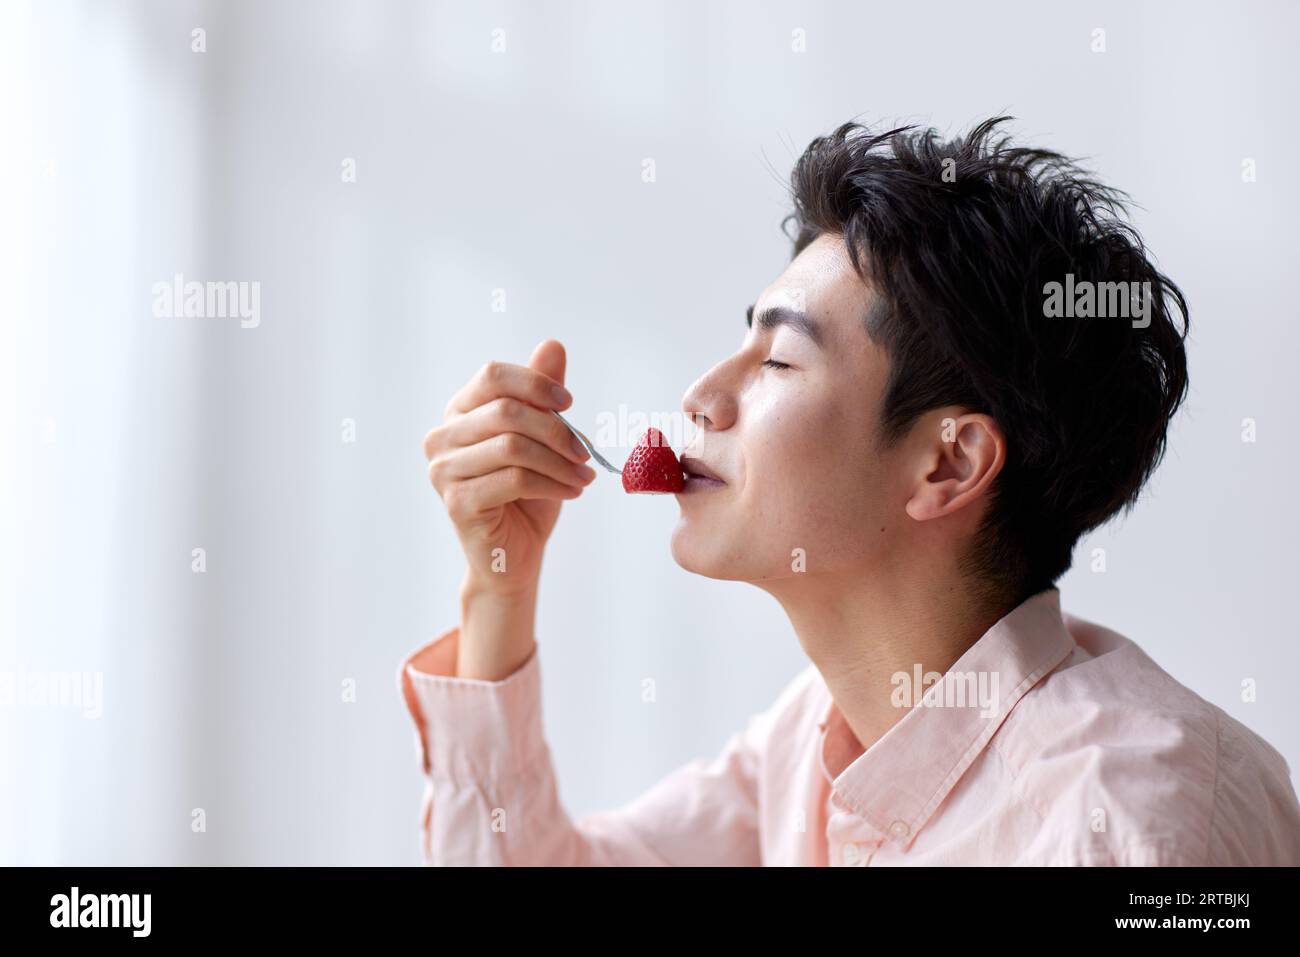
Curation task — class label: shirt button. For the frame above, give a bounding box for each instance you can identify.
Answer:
[888,820,910,840]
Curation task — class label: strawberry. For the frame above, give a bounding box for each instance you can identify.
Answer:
[622,427,685,494]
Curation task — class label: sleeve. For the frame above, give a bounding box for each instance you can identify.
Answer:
[397,625,766,866]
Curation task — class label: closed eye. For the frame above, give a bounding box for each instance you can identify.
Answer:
[762,358,792,371]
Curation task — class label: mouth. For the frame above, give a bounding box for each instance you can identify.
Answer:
[679,456,727,492]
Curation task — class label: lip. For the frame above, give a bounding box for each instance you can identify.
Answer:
[679,456,726,485]
[681,474,725,493]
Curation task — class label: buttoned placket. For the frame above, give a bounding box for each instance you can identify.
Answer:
[827,791,917,865]
[823,733,887,866]
[822,718,872,866]
[820,710,922,866]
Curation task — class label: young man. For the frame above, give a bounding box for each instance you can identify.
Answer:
[404,118,1300,865]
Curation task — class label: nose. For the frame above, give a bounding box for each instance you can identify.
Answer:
[681,358,739,436]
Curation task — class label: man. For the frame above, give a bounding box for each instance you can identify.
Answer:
[403,117,1300,865]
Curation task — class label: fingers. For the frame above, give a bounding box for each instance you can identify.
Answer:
[444,359,572,420]
[426,395,591,466]
[526,339,568,395]
[435,432,597,491]
[443,466,585,521]
[427,346,594,518]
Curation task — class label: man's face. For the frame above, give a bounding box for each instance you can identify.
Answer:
[671,233,911,584]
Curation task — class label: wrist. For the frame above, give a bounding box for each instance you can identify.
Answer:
[459,568,538,607]
[456,571,539,681]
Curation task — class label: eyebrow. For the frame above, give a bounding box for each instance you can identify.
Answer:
[745,304,826,349]
[748,302,826,348]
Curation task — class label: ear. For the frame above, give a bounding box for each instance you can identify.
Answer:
[904,412,1006,523]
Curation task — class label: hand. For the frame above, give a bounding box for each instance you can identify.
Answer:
[424,339,596,599]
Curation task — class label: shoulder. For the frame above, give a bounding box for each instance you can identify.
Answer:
[1203,705,1300,865]
[996,612,1300,865]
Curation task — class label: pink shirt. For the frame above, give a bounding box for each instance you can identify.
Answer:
[397,588,1300,865]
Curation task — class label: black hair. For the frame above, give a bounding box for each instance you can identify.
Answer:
[784,116,1190,606]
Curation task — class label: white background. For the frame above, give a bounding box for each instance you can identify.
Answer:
[3,0,1297,864]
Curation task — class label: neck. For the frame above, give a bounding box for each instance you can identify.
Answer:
[761,564,1014,757]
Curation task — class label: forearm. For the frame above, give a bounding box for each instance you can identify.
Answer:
[455,570,539,681]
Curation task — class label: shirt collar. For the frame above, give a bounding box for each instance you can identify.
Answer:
[818,587,1076,849]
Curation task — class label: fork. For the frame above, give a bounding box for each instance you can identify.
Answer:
[552,410,622,475]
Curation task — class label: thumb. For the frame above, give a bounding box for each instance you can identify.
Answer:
[527,338,568,392]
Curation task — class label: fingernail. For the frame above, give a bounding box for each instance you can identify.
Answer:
[574,463,597,482]
[551,384,572,407]
[570,434,591,460]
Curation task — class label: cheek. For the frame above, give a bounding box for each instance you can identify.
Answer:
[745,387,886,556]
[747,412,820,503]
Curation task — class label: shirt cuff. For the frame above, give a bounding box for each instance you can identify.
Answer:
[396,624,546,783]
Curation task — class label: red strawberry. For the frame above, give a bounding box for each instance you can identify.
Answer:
[622,427,684,494]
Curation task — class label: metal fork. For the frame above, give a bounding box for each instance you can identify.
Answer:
[552,410,623,475]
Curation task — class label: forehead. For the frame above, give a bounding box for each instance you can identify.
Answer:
[756,233,871,336]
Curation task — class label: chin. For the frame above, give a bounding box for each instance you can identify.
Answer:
[669,520,750,582]
[670,521,722,578]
